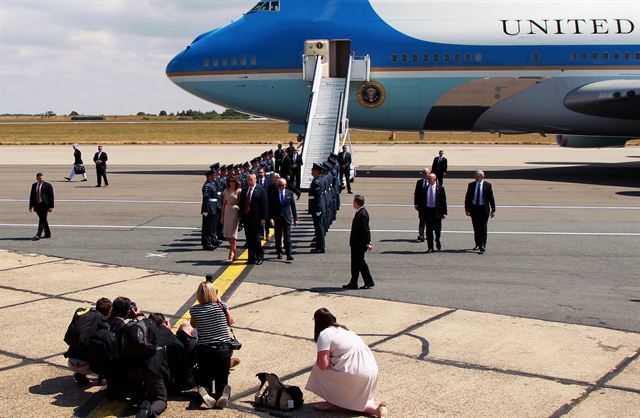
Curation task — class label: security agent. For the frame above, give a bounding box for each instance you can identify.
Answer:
[309,163,326,253]
[201,169,220,250]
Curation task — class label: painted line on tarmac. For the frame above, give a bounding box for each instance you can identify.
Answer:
[80,232,272,418]
[1,198,638,211]
[2,223,639,237]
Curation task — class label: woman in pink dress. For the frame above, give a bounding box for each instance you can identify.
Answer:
[220,175,242,262]
[305,308,388,417]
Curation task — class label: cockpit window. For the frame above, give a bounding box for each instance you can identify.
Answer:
[248,0,280,13]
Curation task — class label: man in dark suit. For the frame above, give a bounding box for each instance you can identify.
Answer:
[239,173,268,264]
[413,168,430,242]
[93,145,109,187]
[29,172,55,240]
[290,148,303,189]
[343,194,374,290]
[201,170,220,250]
[422,173,448,253]
[279,151,292,182]
[274,144,284,173]
[337,144,352,193]
[269,178,298,261]
[256,168,272,239]
[431,149,448,185]
[464,170,496,253]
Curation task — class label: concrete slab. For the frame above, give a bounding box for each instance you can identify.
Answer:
[0,287,41,309]
[230,283,450,340]
[0,249,62,271]
[0,298,79,359]
[0,354,22,369]
[0,363,100,418]
[608,358,640,391]
[0,144,634,167]
[0,259,157,295]
[566,389,640,418]
[69,272,201,321]
[375,310,640,383]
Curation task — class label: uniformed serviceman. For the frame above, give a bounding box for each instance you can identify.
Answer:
[201,170,219,251]
[309,163,326,254]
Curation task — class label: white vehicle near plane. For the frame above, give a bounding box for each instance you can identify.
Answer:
[167,0,640,186]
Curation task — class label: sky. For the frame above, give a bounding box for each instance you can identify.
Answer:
[0,0,257,115]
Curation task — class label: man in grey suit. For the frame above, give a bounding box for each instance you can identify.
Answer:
[269,178,297,261]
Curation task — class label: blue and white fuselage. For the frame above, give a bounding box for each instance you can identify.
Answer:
[166,0,640,144]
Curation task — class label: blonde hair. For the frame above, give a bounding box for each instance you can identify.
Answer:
[196,281,219,304]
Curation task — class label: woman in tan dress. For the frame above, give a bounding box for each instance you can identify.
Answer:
[220,175,242,263]
[305,308,387,417]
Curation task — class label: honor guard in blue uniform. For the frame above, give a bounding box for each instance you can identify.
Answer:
[309,163,326,253]
[240,162,250,186]
[201,169,220,250]
[265,150,275,173]
[327,153,341,212]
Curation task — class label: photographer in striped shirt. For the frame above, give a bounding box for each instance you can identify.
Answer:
[189,280,234,409]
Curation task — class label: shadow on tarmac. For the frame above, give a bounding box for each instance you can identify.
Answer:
[112,162,640,188]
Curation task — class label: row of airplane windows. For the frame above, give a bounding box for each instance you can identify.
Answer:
[201,51,640,69]
[392,51,640,64]
[203,56,257,68]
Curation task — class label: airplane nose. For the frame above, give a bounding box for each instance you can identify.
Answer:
[166,28,220,76]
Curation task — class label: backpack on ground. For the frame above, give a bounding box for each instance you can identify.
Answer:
[254,372,304,411]
[119,318,158,362]
[87,328,119,375]
[64,307,108,347]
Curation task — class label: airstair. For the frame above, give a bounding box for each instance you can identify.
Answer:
[298,52,370,190]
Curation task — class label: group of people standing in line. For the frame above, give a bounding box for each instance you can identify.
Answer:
[199,142,354,265]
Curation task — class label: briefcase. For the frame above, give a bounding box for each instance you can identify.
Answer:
[74,164,85,174]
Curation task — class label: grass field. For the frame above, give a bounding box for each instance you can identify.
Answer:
[1,118,637,146]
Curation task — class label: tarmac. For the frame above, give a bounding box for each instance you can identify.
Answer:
[0,144,639,417]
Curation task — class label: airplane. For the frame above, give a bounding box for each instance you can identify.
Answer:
[166,0,640,148]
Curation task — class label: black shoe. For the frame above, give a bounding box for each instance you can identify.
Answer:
[246,259,255,265]
[436,240,441,251]
[64,177,71,181]
[348,191,353,194]
[426,248,433,253]
[32,235,40,241]
[43,235,51,239]
[342,283,358,289]
[135,401,151,418]
[360,284,374,289]
[97,375,107,386]
[310,248,325,254]
[74,373,90,386]
[202,246,214,251]
[276,254,282,260]
[473,246,480,251]
[417,236,425,242]
[479,247,485,253]
[286,255,294,261]
[81,179,87,182]
[95,185,101,187]
[255,258,263,265]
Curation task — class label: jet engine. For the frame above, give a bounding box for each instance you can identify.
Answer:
[555,135,630,148]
